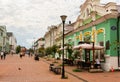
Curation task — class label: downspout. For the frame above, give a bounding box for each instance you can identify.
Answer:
[117,13,120,67]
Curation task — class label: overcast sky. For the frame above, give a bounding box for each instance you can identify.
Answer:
[0,0,119,48]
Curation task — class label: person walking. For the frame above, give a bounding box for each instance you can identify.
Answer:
[3,51,6,60]
[95,58,101,68]
[0,51,4,60]
[20,52,23,59]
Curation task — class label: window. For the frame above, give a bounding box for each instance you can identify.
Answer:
[1,32,3,36]
[87,8,89,16]
[95,41,105,62]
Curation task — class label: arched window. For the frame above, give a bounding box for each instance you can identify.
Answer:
[87,8,89,16]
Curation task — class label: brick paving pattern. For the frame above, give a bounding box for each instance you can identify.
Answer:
[41,58,120,82]
[0,55,120,82]
[0,55,81,82]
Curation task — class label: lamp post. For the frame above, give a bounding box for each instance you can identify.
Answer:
[60,15,67,79]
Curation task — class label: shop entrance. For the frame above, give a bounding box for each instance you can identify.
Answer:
[85,49,90,62]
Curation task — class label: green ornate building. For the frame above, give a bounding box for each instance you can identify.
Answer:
[65,0,120,71]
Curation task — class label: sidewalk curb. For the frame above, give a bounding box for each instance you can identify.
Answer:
[41,58,88,82]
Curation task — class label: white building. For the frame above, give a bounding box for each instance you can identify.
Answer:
[7,32,17,53]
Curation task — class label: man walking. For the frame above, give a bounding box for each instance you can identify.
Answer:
[3,51,6,60]
[0,51,4,60]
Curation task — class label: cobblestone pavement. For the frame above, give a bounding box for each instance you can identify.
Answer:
[0,55,120,82]
[41,58,120,82]
[0,55,82,82]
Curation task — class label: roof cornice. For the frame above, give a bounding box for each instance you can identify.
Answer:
[65,13,118,37]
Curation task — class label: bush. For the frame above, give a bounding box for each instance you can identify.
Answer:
[73,68,82,72]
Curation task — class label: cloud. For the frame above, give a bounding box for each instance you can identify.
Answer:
[0,0,118,48]
[100,0,118,4]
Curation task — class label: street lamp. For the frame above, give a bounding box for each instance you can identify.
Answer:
[60,15,67,79]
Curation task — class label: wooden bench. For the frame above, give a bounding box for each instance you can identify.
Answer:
[49,64,61,74]
[49,64,54,71]
[52,66,61,74]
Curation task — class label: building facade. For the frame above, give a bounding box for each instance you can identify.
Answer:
[43,0,120,71]
[44,25,58,48]
[7,32,17,53]
[0,26,9,52]
[34,37,44,53]
[65,0,120,71]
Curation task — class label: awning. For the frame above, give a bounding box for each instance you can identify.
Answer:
[73,43,104,50]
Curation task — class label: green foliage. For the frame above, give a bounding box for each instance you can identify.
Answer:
[28,48,34,53]
[16,45,21,54]
[51,45,58,53]
[38,47,45,56]
[45,47,52,55]
[66,44,73,59]
[57,49,62,58]
[73,68,82,72]
[45,45,59,57]
[51,45,58,57]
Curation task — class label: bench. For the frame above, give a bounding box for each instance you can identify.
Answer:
[49,64,54,71]
[52,66,61,74]
[64,59,74,66]
[49,64,61,74]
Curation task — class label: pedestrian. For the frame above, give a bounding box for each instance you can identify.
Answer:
[3,51,6,60]
[34,53,39,61]
[95,58,100,68]
[28,52,30,57]
[0,51,4,60]
[20,52,23,58]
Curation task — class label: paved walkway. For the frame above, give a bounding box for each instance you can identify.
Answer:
[0,55,82,82]
[41,57,120,82]
[0,55,120,82]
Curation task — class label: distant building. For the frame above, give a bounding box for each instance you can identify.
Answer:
[34,37,44,53]
[44,25,58,48]
[0,26,9,52]
[44,22,74,49]
[7,32,17,53]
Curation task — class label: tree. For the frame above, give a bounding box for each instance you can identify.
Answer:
[28,48,34,53]
[16,45,21,54]
[51,45,58,58]
[66,44,73,59]
[57,49,62,58]
[45,47,52,56]
[38,47,45,57]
